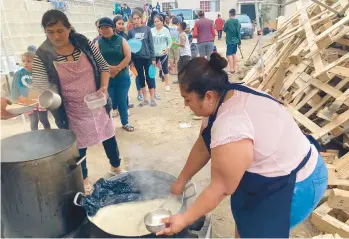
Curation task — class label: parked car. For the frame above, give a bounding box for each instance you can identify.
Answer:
[236,14,254,38]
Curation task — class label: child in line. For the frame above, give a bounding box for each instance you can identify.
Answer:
[11,52,51,131]
[172,22,191,84]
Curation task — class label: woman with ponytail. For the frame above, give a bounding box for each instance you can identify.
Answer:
[26,10,125,193]
[157,53,328,238]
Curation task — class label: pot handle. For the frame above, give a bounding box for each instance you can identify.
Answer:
[75,156,86,166]
[183,182,197,201]
[73,192,85,207]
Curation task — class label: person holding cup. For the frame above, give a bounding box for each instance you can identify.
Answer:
[27,10,124,193]
[96,17,134,132]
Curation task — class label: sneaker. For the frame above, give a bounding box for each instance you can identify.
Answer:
[128,103,134,108]
[137,94,144,101]
[109,166,127,176]
[173,80,179,84]
[150,99,157,107]
[155,93,161,100]
[139,100,149,107]
[165,85,171,92]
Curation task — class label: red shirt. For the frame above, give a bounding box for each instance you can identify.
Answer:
[215,17,224,31]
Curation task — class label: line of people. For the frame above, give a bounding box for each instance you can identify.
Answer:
[5,8,194,193]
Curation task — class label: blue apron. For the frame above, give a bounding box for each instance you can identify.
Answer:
[201,83,320,238]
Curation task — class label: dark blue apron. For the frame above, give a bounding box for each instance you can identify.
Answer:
[201,83,320,238]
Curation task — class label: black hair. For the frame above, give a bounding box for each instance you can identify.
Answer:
[229,9,236,16]
[132,10,143,18]
[198,11,205,17]
[218,14,221,17]
[42,9,72,29]
[178,53,229,99]
[179,21,187,30]
[172,16,179,25]
[113,15,124,25]
[95,18,100,26]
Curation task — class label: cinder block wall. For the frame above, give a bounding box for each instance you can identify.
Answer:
[1,0,143,66]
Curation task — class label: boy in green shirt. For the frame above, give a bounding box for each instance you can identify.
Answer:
[224,9,241,73]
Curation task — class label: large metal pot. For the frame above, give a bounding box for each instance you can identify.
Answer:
[73,170,197,237]
[1,129,86,238]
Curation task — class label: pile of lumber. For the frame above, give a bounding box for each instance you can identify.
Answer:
[243,0,349,146]
[311,151,349,237]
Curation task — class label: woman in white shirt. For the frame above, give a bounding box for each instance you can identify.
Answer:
[157,53,328,238]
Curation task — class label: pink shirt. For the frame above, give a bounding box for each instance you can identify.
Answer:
[202,90,318,182]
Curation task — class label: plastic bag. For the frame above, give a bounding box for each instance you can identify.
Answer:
[80,174,170,216]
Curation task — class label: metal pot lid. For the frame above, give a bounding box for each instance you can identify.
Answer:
[1,129,77,163]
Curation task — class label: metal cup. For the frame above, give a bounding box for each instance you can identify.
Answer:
[38,89,62,111]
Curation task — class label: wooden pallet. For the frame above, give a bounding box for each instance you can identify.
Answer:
[311,202,349,238]
[243,0,349,146]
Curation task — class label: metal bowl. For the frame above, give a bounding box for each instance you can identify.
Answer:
[144,208,172,234]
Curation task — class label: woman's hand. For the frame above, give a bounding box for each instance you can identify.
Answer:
[1,98,17,120]
[162,48,169,55]
[171,178,187,195]
[98,86,108,95]
[110,66,121,77]
[156,214,189,236]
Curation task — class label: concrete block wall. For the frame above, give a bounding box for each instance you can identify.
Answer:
[1,0,144,71]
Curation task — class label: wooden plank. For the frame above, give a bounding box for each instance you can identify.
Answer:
[318,88,349,120]
[305,78,349,117]
[287,105,322,132]
[334,152,349,180]
[297,1,330,82]
[272,62,288,98]
[317,26,349,50]
[315,15,349,43]
[312,109,349,139]
[289,40,308,65]
[311,202,349,238]
[313,52,349,79]
[336,38,349,46]
[328,189,349,212]
[328,66,349,78]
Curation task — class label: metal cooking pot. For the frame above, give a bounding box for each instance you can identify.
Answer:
[73,170,197,237]
[1,129,86,238]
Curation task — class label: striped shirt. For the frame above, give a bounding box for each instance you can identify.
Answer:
[32,40,109,92]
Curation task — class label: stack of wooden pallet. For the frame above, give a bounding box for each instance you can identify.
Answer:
[243,0,349,146]
[311,151,349,237]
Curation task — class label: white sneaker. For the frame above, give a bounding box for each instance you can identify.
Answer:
[165,85,171,92]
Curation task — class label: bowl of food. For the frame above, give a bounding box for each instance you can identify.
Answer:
[144,208,171,234]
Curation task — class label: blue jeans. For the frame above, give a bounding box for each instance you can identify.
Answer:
[108,83,130,126]
[197,42,214,60]
[290,154,328,228]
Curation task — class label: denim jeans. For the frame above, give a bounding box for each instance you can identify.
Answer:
[197,41,214,60]
[28,111,51,131]
[78,136,121,179]
[108,81,131,126]
[290,154,328,228]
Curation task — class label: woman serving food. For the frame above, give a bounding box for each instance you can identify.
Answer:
[157,53,328,238]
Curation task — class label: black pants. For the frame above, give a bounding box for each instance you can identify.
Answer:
[28,111,51,131]
[218,30,223,40]
[79,136,121,179]
[177,55,191,73]
[133,58,155,89]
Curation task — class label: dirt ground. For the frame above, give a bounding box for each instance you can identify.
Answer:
[1,35,319,237]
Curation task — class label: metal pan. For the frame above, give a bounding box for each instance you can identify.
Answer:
[73,170,196,237]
